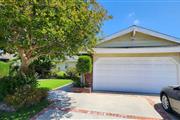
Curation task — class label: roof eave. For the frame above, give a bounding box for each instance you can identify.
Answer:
[97,26,180,46]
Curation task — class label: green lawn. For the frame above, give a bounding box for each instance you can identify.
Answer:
[0,61,9,78]
[38,79,73,90]
[0,99,49,120]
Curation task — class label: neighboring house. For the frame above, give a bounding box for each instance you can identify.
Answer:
[0,53,14,62]
[56,56,78,71]
[92,25,180,93]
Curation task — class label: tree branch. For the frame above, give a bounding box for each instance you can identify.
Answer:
[28,50,56,64]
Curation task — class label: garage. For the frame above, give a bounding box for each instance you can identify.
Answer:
[92,26,180,93]
[93,57,178,93]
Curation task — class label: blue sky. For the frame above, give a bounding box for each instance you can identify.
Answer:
[97,0,180,38]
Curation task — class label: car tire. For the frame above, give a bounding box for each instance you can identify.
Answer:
[161,94,172,112]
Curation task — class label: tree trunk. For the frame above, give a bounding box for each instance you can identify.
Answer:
[81,74,85,87]
[20,63,29,74]
[18,48,31,74]
[19,55,31,74]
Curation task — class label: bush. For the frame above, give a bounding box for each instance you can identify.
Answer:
[76,55,92,74]
[4,85,48,109]
[55,71,67,79]
[76,55,92,86]
[66,67,81,87]
[50,69,67,79]
[66,67,79,79]
[0,73,38,100]
[30,57,54,78]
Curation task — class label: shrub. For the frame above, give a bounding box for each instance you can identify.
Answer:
[0,73,38,100]
[4,85,48,109]
[66,67,79,79]
[56,71,67,79]
[76,55,92,86]
[76,56,92,74]
[66,67,81,87]
[29,57,54,78]
[50,69,67,79]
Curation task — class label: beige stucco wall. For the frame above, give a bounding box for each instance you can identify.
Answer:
[97,32,179,48]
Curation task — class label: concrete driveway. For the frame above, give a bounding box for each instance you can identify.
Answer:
[31,90,180,120]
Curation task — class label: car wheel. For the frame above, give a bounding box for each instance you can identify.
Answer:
[161,94,172,112]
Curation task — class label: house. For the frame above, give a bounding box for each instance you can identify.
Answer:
[56,56,78,71]
[0,53,14,62]
[92,25,180,93]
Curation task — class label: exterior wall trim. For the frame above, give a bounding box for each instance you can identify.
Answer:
[93,46,180,54]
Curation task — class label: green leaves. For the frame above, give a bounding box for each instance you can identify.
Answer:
[76,55,92,74]
[0,0,110,69]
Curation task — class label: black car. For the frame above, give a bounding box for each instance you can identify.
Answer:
[160,86,180,114]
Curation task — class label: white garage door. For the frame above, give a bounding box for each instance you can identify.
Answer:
[93,57,179,93]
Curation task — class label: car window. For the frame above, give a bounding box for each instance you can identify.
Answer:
[174,86,180,91]
[177,86,180,90]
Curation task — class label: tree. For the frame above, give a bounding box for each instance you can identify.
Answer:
[0,0,110,74]
[76,55,92,86]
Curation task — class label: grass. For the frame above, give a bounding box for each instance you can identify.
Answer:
[38,79,73,90]
[0,61,9,78]
[0,99,49,120]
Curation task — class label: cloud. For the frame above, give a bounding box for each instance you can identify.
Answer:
[126,12,140,25]
[128,12,135,17]
[133,19,140,25]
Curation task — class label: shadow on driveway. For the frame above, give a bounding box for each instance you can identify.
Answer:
[31,90,75,120]
[154,103,180,120]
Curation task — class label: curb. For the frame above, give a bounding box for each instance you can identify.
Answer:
[52,82,73,91]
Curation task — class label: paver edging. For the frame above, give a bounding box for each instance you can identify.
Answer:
[31,105,162,120]
[30,92,167,120]
[144,96,172,120]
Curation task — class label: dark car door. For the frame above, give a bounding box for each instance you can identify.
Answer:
[176,87,180,99]
[169,86,180,114]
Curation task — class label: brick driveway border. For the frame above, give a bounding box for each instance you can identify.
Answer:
[31,91,177,120]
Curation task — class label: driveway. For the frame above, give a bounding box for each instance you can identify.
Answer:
[31,90,180,120]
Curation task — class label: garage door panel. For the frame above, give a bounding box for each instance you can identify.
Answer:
[95,65,176,71]
[95,73,176,79]
[93,57,178,93]
[96,57,175,64]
